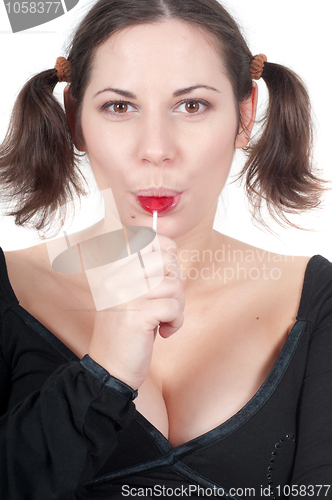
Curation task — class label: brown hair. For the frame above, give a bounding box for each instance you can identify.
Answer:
[0,0,323,232]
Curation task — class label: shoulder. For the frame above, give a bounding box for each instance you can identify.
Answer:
[297,254,332,325]
[301,254,332,286]
[0,244,49,307]
[0,247,17,305]
[218,233,311,287]
[223,233,332,326]
[216,233,318,326]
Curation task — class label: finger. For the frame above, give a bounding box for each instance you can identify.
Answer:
[140,234,177,255]
[139,249,177,281]
[159,323,182,339]
[144,297,183,326]
[145,273,184,302]
[158,311,184,339]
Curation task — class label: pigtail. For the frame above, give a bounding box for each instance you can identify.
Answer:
[241,62,324,226]
[0,69,86,233]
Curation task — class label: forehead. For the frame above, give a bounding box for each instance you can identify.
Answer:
[89,20,226,89]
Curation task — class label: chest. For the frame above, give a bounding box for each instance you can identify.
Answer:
[136,293,295,447]
[7,260,298,448]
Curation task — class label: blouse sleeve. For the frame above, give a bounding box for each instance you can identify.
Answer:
[290,260,332,498]
[0,353,136,499]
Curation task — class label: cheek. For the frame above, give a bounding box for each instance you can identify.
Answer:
[188,120,238,212]
[81,117,122,176]
[82,118,136,171]
[194,120,237,182]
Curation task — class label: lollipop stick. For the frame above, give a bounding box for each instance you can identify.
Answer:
[153,211,158,232]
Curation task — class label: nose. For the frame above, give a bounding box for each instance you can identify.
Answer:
[137,111,176,166]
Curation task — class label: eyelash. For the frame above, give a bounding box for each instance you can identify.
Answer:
[175,99,212,115]
[100,100,135,116]
[99,98,212,117]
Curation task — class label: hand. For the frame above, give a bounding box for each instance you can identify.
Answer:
[88,233,185,390]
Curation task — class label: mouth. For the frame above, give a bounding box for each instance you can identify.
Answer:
[134,188,182,215]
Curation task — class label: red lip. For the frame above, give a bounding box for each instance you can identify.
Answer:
[135,193,182,214]
[135,188,180,197]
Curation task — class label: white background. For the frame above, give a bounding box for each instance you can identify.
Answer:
[0,0,331,256]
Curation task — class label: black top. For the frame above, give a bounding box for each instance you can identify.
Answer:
[0,247,332,499]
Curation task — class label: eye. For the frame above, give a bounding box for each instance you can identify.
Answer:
[175,99,211,115]
[100,100,137,115]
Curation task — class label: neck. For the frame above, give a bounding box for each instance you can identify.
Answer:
[172,217,225,296]
[81,204,227,295]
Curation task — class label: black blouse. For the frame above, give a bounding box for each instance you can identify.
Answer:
[0,248,331,499]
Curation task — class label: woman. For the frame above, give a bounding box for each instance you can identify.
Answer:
[0,0,331,498]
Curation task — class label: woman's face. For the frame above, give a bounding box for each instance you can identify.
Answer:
[70,20,256,239]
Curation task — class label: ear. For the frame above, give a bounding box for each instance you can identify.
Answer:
[235,81,258,149]
[63,85,86,152]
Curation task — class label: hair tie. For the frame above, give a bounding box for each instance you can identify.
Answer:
[250,54,267,80]
[54,53,267,83]
[54,57,71,83]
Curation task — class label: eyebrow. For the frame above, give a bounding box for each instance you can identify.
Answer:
[93,84,221,99]
[172,85,221,97]
[94,88,136,99]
